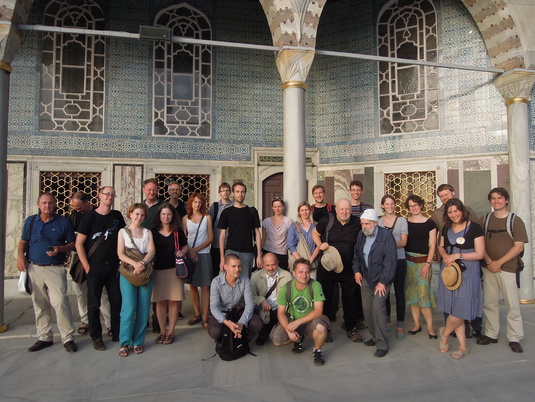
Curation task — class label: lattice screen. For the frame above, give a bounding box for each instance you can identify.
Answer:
[384,171,436,217]
[40,171,101,216]
[155,173,210,206]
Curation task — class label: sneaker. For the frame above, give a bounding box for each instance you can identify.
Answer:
[347,329,363,343]
[93,337,106,351]
[28,340,53,352]
[63,340,78,353]
[292,336,305,354]
[313,349,325,366]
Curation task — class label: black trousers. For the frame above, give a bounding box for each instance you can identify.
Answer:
[86,262,122,341]
[317,264,362,331]
[385,259,407,326]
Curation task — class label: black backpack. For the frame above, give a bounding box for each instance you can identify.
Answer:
[215,306,250,361]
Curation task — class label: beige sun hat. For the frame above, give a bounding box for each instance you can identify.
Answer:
[441,260,466,291]
[321,246,344,274]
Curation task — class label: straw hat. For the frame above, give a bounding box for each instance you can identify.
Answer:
[321,246,344,274]
[441,260,466,291]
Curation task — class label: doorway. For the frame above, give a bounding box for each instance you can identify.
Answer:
[261,173,283,220]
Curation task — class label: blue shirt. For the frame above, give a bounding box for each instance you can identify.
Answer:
[21,214,75,265]
[210,272,254,326]
[287,221,317,255]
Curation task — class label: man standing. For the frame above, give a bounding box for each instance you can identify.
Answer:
[349,180,372,218]
[353,209,397,358]
[311,185,335,223]
[17,193,77,353]
[141,178,164,229]
[218,182,262,277]
[430,183,481,338]
[209,182,234,278]
[312,198,363,342]
[208,254,263,343]
[270,258,330,366]
[69,192,112,337]
[477,187,528,353]
[167,181,187,219]
[75,186,126,351]
[251,253,292,345]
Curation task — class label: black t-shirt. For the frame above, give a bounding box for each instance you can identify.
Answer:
[217,206,260,253]
[152,228,187,270]
[315,214,361,265]
[441,222,484,252]
[312,204,335,223]
[77,209,126,264]
[406,219,436,254]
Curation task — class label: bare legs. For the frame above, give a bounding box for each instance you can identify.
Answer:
[156,300,182,338]
[190,285,210,323]
[410,306,435,335]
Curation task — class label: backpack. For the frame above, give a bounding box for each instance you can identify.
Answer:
[482,212,524,258]
[215,306,250,361]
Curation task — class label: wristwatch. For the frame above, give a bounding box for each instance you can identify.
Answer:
[459,254,463,260]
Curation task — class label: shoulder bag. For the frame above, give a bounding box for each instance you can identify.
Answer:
[119,228,154,287]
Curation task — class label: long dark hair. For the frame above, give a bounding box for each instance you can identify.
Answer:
[152,203,181,232]
[443,198,470,227]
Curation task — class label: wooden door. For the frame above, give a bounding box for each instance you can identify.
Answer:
[262,173,283,220]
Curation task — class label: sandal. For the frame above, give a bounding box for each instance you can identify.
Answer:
[133,345,143,354]
[155,334,166,344]
[439,327,449,353]
[77,323,89,335]
[202,321,209,331]
[119,345,129,357]
[188,315,202,326]
[107,327,113,337]
[451,346,469,359]
[163,335,175,344]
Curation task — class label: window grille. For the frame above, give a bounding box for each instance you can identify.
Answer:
[155,173,210,206]
[378,0,438,134]
[40,0,106,133]
[40,171,102,217]
[384,171,436,217]
[152,4,212,137]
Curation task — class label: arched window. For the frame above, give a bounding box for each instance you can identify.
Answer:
[378,0,438,134]
[152,4,212,137]
[40,0,106,132]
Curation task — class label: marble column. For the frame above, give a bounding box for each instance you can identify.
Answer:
[494,69,535,302]
[275,48,315,220]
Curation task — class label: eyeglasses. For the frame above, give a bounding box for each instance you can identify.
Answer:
[272,196,283,202]
[408,204,420,209]
[101,192,116,198]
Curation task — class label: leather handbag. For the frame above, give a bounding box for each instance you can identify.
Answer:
[175,231,194,279]
[119,228,154,287]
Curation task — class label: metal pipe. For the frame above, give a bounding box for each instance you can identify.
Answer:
[12,23,505,74]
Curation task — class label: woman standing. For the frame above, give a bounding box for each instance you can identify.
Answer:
[151,203,188,345]
[405,194,438,339]
[117,203,155,356]
[182,193,213,330]
[437,198,484,359]
[261,197,293,270]
[378,195,408,339]
[287,202,320,274]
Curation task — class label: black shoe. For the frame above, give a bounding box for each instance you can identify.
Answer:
[292,336,305,354]
[28,340,53,352]
[408,327,422,335]
[347,329,363,343]
[509,342,523,353]
[364,339,376,347]
[325,330,333,343]
[93,337,106,351]
[472,330,483,339]
[374,349,388,358]
[255,337,267,346]
[476,335,498,345]
[63,341,78,353]
[313,349,325,366]
[428,333,438,340]
[178,312,184,320]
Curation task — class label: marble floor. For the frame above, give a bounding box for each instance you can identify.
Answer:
[1,278,534,401]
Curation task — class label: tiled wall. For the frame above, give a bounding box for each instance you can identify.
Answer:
[7,0,521,163]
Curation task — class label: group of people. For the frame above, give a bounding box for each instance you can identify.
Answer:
[17,178,528,365]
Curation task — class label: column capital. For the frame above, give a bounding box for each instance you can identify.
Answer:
[276,48,315,86]
[493,69,535,103]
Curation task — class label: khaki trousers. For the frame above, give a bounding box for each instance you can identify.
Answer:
[28,263,75,343]
[482,269,523,342]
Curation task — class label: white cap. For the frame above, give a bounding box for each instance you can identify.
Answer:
[360,208,379,221]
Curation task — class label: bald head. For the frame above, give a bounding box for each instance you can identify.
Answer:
[336,198,351,223]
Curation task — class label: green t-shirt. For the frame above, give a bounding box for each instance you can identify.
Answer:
[277,280,325,320]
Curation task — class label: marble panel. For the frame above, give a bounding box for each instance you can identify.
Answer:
[5,162,25,277]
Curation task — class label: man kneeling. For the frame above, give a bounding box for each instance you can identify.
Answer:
[270,258,331,366]
[208,254,263,343]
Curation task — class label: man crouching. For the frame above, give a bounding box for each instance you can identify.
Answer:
[270,258,331,366]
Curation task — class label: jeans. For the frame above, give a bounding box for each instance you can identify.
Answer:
[119,275,154,346]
